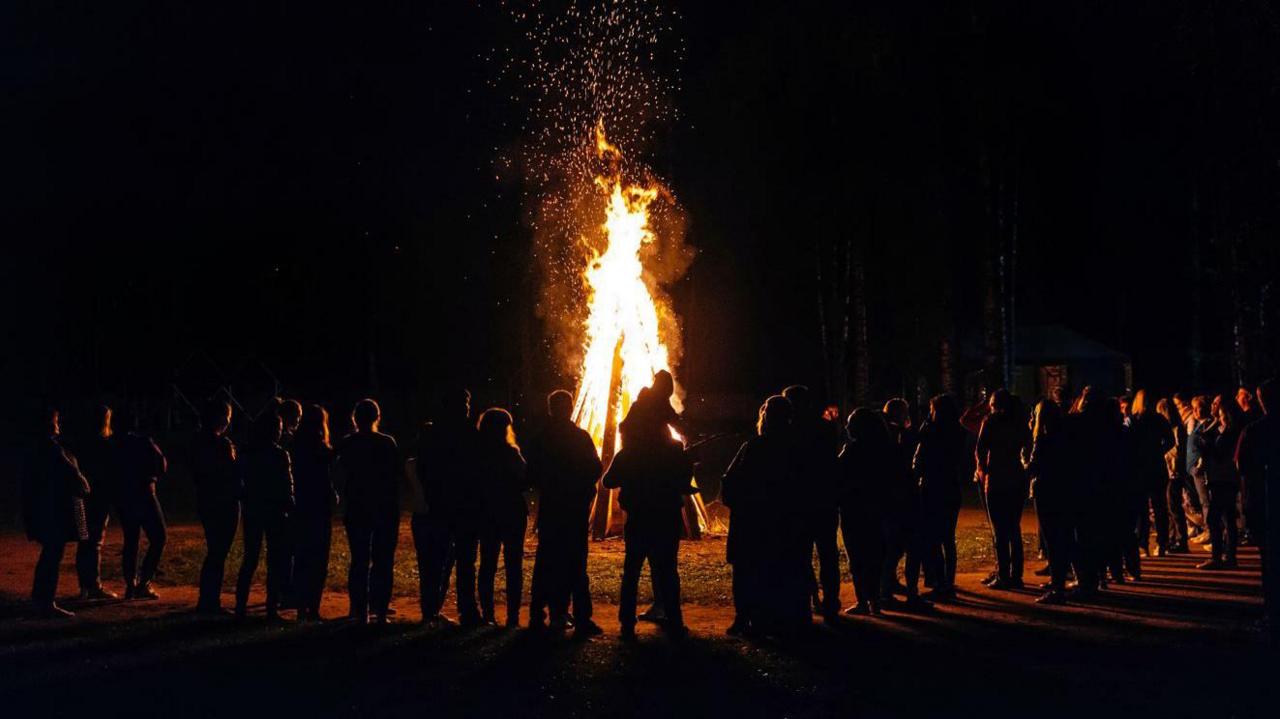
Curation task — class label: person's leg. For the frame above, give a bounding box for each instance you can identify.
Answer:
[313,512,332,614]
[76,497,110,594]
[198,503,238,610]
[120,505,141,587]
[478,528,500,622]
[1149,486,1169,553]
[264,520,285,616]
[618,529,646,630]
[1168,478,1189,548]
[344,518,371,620]
[652,530,683,630]
[32,541,67,608]
[369,517,398,620]
[815,506,841,614]
[941,496,961,589]
[569,514,594,625]
[411,514,432,618]
[454,527,482,623]
[421,516,453,618]
[236,519,264,614]
[137,489,167,587]
[1223,490,1240,562]
[987,489,1013,581]
[503,516,526,626]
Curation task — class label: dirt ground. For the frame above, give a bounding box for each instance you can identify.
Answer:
[0,507,1274,718]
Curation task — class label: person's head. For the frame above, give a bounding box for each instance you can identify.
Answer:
[1191,395,1211,421]
[546,389,574,422]
[254,413,283,446]
[882,398,910,427]
[1215,394,1244,431]
[298,404,331,449]
[92,404,113,439]
[757,395,793,437]
[846,407,890,445]
[1258,379,1275,416]
[48,407,61,437]
[352,398,381,432]
[1130,390,1151,418]
[988,388,1013,415]
[1155,398,1174,424]
[477,408,517,448]
[1048,385,1069,410]
[1118,394,1133,417]
[1102,397,1124,426]
[278,399,303,433]
[1032,399,1063,442]
[1236,387,1255,413]
[652,370,674,400]
[202,400,231,436]
[1210,394,1222,419]
[781,385,811,414]
[928,393,960,427]
[435,388,471,421]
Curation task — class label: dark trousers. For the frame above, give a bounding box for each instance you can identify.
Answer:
[1207,485,1240,562]
[32,541,67,606]
[619,519,683,629]
[839,506,883,605]
[120,488,166,586]
[197,500,239,610]
[1168,477,1190,546]
[75,495,112,593]
[293,509,331,614]
[236,513,289,613]
[1036,497,1074,591]
[345,514,399,619]
[879,514,908,598]
[918,489,961,590]
[730,557,767,625]
[1137,485,1171,552]
[481,517,527,623]
[531,502,593,624]
[411,513,454,619]
[986,486,1026,581]
[805,505,841,613]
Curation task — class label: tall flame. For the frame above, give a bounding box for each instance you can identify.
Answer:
[572,121,679,452]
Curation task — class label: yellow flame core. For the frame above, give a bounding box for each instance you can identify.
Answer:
[572,122,680,453]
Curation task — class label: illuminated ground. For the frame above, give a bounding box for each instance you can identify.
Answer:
[0,508,1272,718]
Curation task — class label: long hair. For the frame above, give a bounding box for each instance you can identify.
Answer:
[1155,398,1175,425]
[846,407,891,447]
[928,393,960,427]
[1131,389,1151,418]
[298,404,331,450]
[1215,394,1244,432]
[1031,399,1063,442]
[756,395,792,437]
[477,407,518,449]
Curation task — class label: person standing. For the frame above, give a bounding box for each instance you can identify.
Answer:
[782,385,841,622]
[116,410,168,600]
[292,405,335,621]
[23,408,91,618]
[1129,391,1174,557]
[1235,379,1278,642]
[880,398,919,607]
[72,404,120,600]
[413,390,475,626]
[1186,396,1216,542]
[234,414,295,621]
[909,394,968,602]
[335,399,401,624]
[468,408,530,628]
[192,400,241,614]
[1158,398,1192,552]
[974,390,1030,589]
[838,408,895,615]
[603,420,696,640]
[526,390,603,636]
[1199,396,1245,570]
[1024,400,1074,604]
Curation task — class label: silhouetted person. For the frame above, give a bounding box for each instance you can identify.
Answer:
[462,408,529,628]
[880,398,919,607]
[618,369,686,440]
[1128,390,1174,560]
[414,389,475,626]
[527,390,603,636]
[116,409,167,600]
[72,404,120,600]
[1158,397,1191,552]
[909,394,968,602]
[234,414,294,621]
[1186,396,1215,534]
[783,385,841,622]
[336,399,400,624]
[723,395,810,636]
[1199,396,1244,569]
[603,422,696,640]
[292,405,335,621]
[838,408,895,615]
[278,399,303,448]
[22,408,90,618]
[1025,400,1073,604]
[1236,379,1278,642]
[974,389,1030,589]
[275,398,303,606]
[192,400,240,613]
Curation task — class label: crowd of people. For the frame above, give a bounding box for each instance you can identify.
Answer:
[16,372,1280,643]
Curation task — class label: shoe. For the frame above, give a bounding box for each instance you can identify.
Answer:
[1197,559,1225,570]
[80,586,119,600]
[196,605,232,617]
[987,578,1012,590]
[35,602,76,619]
[1067,586,1098,601]
[385,606,398,617]
[459,615,485,629]
[844,602,871,616]
[574,620,604,638]
[1154,546,1166,558]
[887,580,910,597]
[424,613,457,627]
[981,574,1000,587]
[234,606,248,621]
[373,614,389,626]
[637,606,666,623]
[505,617,521,630]
[921,586,955,602]
[620,625,638,642]
[130,582,160,600]
[1033,565,1052,577]
[1168,544,1189,554]
[1007,578,1025,589]
[902,596,933,613]
[869,601,882,616]
[1036,591,1068,605]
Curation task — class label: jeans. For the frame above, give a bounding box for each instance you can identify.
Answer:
[986,485,1027,581]
[197,500,239,610]
[1206,485,1240,562]
[121,487,166,586]
[32,541,67,606]
[411,513,454,619]
[619,519,683,630]
[344,514,399,619]
[236,512,289,614]
[75,494,113,593]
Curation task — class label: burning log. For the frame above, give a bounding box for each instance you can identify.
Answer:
[589,336,626,540]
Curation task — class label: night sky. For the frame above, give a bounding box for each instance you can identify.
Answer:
[6,1,1279,430]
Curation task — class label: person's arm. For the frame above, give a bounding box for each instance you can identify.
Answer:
[720,442,750,508]
[974,418,991,477]
[282,450,296,514]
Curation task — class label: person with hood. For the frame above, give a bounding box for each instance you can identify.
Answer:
[23,408,91,618]
[838,408,896,615]
[974,390,1030,589]
[234,414,295,621]
[526,390,604,637]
